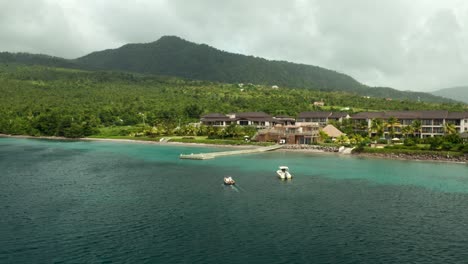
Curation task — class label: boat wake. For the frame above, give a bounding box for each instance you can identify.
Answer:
[222,184,242,192]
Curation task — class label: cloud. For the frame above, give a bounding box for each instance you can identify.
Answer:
[0,0,467,91]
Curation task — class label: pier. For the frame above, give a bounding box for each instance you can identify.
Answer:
[179,145,283,160]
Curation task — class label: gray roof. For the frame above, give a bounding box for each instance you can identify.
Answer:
[329,112,348,118]
[235,112,272,118]
[350,110,466,120]
[298,112,332,118]
[350,112,384,119]
[201,113,227,118]
[201,112,273,122]
[447,112,468,119]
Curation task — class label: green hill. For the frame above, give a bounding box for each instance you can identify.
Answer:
[0,64,465,138]
[0,36,459,104]
[0,52,80,69]
[74,36,453,103]
[75,36,365,91]
[432,86,468,104]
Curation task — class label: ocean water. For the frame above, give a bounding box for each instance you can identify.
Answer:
[1,137,467,263]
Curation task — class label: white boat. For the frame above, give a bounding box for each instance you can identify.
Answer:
[224,176,236,185]
[277,166,292,180]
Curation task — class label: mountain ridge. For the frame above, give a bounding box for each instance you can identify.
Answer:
[0,35,461,104]
[431,86,468,104]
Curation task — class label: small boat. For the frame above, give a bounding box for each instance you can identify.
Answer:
[224,176,236,185]
[277,166,292,180]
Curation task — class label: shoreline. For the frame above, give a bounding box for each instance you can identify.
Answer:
[353,152,466,164]
[1,134,466,164]
[0,134,258,149]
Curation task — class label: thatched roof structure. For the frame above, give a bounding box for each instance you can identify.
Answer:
[321,124,344,138]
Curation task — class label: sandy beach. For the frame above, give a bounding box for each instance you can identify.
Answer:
[0,134,259,149]
[1,134,465,163]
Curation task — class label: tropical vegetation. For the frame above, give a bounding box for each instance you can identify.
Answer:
[0,36,462,103]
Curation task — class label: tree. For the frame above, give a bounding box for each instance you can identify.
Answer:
[184,104,203,119]
[385,117,400,138]
[401,125,414,138]
[370,118,384,138]
[412,120,422,138]
[318,130,329,143]
[335,134,350,145]
[443,123,457,135]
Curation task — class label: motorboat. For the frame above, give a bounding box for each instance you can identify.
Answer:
[277,166,292,180]
[224,176,236,185]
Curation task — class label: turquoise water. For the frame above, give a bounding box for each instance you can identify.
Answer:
[1,137,467,263]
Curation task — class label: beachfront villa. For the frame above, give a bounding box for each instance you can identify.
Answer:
[255,123,320,144]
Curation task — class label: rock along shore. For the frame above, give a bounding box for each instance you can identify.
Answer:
[281,144,340,152]
[353,152,467,163]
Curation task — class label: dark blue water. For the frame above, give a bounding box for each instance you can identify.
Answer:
[1,138,468,263]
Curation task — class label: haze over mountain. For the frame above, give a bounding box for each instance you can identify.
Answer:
[0,36,461,104]
[431,86,468,104]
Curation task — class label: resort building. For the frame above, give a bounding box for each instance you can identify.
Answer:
[297,112,349,127]
[200,112,295,128]
[350,110,468,138]
[255,123,320,144]
[200,110,468,143]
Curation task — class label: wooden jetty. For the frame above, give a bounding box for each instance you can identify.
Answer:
[180,145,283,160]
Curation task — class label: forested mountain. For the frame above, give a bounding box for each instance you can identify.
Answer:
[74,36,453,103]
[0,36,458,103]
[75,36,365,92]
[0,52,80,69]
[0,64,465,138]
[432,86,468,103]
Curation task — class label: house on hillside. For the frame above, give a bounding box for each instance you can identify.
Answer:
[313,101,325,107]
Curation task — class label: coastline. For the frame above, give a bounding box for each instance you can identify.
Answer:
[0,134,258,149]
[353,152,466,164]
[1,134,466,164]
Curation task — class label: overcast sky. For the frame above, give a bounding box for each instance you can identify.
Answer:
[1,0,468,92]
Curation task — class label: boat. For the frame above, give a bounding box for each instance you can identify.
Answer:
[277,166,292,180]
[224,176,236,185]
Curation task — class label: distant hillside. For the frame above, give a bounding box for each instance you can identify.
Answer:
[75,36,366,91]
[0,36,459,104]
[432,86,468,104]
[0,52,80,69]
[74,36,454,103]
[0,64,465,138]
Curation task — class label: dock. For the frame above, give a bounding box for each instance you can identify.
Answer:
[179,145,283,160]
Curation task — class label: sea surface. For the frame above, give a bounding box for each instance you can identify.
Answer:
[1,137,468,263]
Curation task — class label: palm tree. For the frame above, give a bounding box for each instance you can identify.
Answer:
[412,120,422,138]
[370,118,384,138]
[318,130,329,143]
[385,117,401,138]
[401,125,414,138]
[335,134,350,145]
[443,123,457,135]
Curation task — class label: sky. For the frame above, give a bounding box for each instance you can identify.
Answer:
[1,0,468,92]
